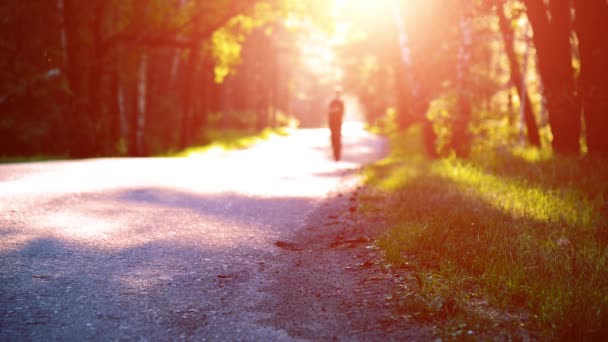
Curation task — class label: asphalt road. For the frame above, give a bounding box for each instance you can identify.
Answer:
[0,123,388,341]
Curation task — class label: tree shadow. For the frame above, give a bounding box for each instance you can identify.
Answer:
[0,235,267,340]
[0,188,330,339]
[471,151,608,199]
[367,160,607,339]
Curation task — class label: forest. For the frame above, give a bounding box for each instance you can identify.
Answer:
[2,0,606,159]
[3,1,608,338]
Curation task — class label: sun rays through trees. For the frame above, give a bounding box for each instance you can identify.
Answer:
[1,0,607,158]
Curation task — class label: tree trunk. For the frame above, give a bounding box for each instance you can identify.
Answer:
[63,0,91,157]
[574,0,608,157]
[136,53,148,156]
[127,56,140,156]
[195,57,213,137]
[126,0,147,156]
[270,45,278,129]
[393,6,418,129]
[451,8,473,158]
[179,40,200,150]
[109,69,122,152]
[394,70,414,129]
[496,1,541,147]
[525,0,580,154]
[87,2,105,155]
[57,0,68,69]
[55,0,71,153]
[62,0,84,100]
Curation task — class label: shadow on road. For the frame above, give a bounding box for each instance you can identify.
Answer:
[0,187,324,339]
[0,234,265,340]
[0,124,389,340]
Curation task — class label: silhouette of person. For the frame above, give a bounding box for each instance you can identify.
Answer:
[328,90,345,161]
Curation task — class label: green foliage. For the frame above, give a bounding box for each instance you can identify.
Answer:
[1,0,307,158]
[211,1,305,83]
[426,94,457,156]
[0,155,67,164]
[212,28,244,83]
[365,125,608,339]
[164,126,291,158]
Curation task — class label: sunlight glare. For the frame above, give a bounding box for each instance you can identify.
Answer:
[333,0,401,27]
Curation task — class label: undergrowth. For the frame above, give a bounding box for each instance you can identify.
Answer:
[163,126,291,157]
[1,128,292,162]
[364,125,608,340]
[0,155,66,164]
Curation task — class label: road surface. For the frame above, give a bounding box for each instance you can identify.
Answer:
[0,123,394,341]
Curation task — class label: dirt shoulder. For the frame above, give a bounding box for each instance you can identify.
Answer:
[257,170,434,341]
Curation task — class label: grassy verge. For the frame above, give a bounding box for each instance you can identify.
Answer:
[2,127,291,163]
[362,125,608,339]
[0,155,66,164]
[161,126,291,157]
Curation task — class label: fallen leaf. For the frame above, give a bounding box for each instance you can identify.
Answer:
[32,274,51,280]
[274,241,303,251]
[330,236,370,249]
[360,260,374,267]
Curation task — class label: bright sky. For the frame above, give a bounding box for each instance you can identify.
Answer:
[299,0,403,80]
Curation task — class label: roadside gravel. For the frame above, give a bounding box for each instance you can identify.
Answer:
[258,170,434,341]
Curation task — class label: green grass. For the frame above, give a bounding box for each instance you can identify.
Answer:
[2,127,292,163]
[161,127,291,157]
[0,155,66,164]
[363,125,608,339]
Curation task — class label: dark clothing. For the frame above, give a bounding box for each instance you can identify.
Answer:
[328,98,344,132]
[328,97,344,161]
[328,98,344,126]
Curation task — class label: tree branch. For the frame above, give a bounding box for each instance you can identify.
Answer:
[102,0,260,50]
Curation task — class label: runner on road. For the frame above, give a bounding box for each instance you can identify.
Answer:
[328,90,345,161]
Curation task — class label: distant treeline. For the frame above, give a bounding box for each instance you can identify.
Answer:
[381,0,608,157]
[0,1,316,157]
[2,1,607,158]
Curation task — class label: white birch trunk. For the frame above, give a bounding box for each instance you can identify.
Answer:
[170,0,187,85]
[136,53,148,155]
[393,2,417,96]
[57,0,68,67]
[519,23,530,145]
[118,83,127,138]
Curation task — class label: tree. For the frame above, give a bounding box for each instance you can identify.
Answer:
[392,0,454,156]
[0,0,69,155]
[573,0,608,157]
[494,0,541,147]
[451,2,474,157]
[524,0,580,154]
[1,0,295,157]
